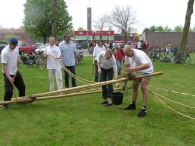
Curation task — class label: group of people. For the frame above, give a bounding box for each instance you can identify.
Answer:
[1,33,78,110]
[1,36,154,117]
[92,39,154,117]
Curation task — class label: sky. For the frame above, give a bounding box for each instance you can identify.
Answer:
[0,0,195,33]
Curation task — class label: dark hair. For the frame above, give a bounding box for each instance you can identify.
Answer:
[64,33,70,38]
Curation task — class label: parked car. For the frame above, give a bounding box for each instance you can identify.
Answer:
[18,40,35,55]
[35,44,49,55]
[0,44,7,54]
[76,43,82,50]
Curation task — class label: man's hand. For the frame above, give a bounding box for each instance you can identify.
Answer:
[98,68,101,74]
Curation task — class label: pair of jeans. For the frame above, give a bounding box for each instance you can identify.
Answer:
[64,66,76,88]
[116,60,122,75]
[94,60,101,82]
[100,67,114,99]
[3,71,26,101]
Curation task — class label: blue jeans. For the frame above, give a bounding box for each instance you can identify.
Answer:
[116,60,122,75]
[94,60,101,82]
[64,66,76,88]
[101,67,114,99]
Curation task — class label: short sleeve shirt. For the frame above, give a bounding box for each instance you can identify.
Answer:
[125,49,154,75]
[43,45,61,69]
[59,41,77,66]
[1,45,19,75]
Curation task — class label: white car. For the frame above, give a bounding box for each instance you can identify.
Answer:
[35,44,49,55]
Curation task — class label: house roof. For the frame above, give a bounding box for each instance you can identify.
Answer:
[0,29,26,34]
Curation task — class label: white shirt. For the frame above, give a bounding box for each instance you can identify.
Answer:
[137,41,142,48]
[43,45,61,69]
[125,49,154,75]
[1,45,19,75]
[97,51,117,73]
[93,46,106,60]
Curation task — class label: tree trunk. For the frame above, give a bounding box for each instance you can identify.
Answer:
[51,0,57,38]
[178,0,194,56]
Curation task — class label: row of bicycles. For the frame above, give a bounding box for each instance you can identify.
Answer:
[148,49,194,65]
[20,54,46,69]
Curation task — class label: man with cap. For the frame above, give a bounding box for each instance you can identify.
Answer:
[1,38,26,110]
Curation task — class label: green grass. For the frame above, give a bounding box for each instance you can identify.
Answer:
[0,55,195,146]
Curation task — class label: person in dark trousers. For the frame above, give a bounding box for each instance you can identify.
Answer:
[59,33,78,88]
[1,38,26,110]
[97,49,119,106]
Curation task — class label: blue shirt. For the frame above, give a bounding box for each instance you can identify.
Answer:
[59,41,77,66]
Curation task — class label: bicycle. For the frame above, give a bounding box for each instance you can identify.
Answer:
[171,51,194,65]
[20,54,46,69]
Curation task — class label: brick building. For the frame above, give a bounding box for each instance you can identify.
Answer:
[0,29,30,41]
[140,31,195,50]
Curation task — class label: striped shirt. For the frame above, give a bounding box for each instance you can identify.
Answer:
[59,41,77,66]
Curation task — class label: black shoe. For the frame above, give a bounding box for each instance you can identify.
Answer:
[101,101,108,104]
[2,105,8,110]
[137,109,147,117]
[105,103,113,107]
[124,104,136,110]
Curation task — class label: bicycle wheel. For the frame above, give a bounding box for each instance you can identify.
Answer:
[184,56,194,65]
[20,60,29,68]
[39,58,46,70]
[181,57,188,65]
[188,56,194,64]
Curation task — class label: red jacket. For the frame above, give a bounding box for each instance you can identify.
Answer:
[114,49,124,60]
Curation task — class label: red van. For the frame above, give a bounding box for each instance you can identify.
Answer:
[18,40,35,55]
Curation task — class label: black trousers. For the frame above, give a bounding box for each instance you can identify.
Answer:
[3,71,26,101]
[64,66,76,88]
[94,60,101,82]
[101,67,114,99]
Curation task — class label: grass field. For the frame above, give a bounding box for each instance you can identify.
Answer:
[0,55,195,146]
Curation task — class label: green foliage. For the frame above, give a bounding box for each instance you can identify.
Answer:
[4,34,15,42]
[0,55,195,145]
[77,27,86,31]
[23,0,72,42]
[149,25,156,31]
[174,25,183,32]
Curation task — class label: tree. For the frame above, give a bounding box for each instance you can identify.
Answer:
[174,25,183,32]
[155,25,164,32]
[93,15,108,31]
[106,5,138,43]
[178,0,194,56]
[4,34,15,42]
[149,26,156,31]
[77,27,86,31]
[23,0,72,43]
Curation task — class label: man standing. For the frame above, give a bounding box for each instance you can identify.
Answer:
[123,45,154,117]
[43,37,63,91]
[59,33,78,88]
[1,38,26,110]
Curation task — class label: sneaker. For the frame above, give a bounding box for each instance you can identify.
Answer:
[137,109,147,117]
[2,105,8,110]
[105,103,113,107]
[124,104,136,110]
[101,101,108,104]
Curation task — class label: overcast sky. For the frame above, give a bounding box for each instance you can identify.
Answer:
[0,0,195,33]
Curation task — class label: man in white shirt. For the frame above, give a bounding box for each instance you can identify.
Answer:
[123,45,154,117]
[43,37,63,91]
[1,38,26,110]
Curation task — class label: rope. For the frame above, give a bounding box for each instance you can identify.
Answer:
[141,83,195,120]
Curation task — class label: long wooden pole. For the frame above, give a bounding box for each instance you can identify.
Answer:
[0,72,163,105]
